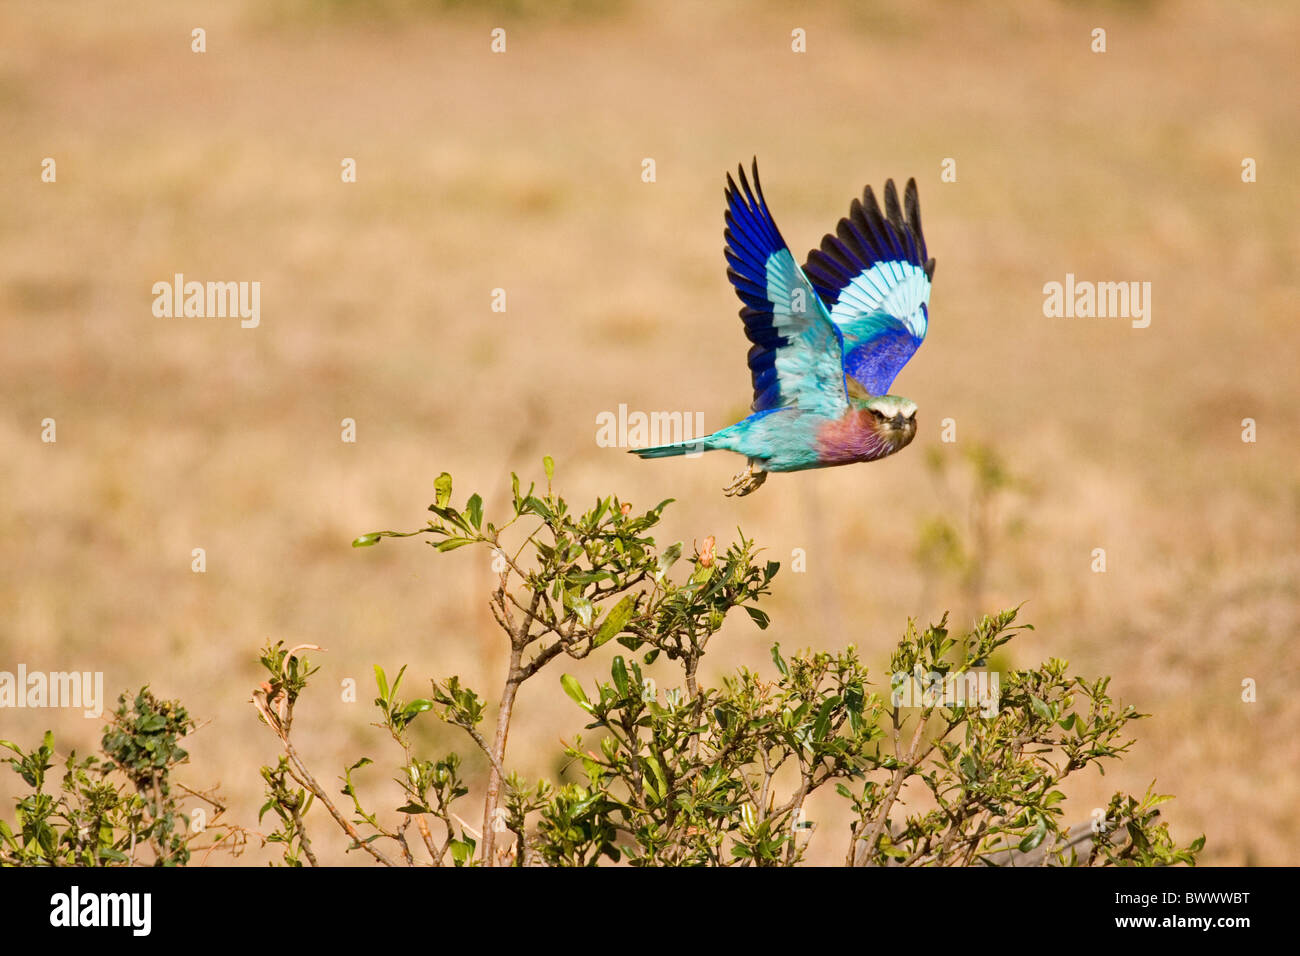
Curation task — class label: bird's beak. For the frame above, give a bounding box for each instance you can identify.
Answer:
[890,413,907,430]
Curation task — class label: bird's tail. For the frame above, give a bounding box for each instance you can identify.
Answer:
[628,435,719,459]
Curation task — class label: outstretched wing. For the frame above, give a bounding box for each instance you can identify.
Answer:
[725,160,847,417]
[802,178,935,397]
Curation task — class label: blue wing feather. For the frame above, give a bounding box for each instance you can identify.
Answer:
[724,160,846,417]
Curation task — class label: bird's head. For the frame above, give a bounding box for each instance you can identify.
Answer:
[860,394,918,450]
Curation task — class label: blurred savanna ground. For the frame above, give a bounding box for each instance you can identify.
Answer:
[1,0,1297,864]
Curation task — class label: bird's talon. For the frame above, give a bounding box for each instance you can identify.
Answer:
[723,463,768,497]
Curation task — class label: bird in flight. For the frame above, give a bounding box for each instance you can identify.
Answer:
[631,160,936,496]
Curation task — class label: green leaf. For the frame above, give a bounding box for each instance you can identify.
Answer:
[770,644,788,677]
[435,472,453,508]
[522,496,552,520]
[466,494,483,531]
[401,699,434,718]
[593,595,635,648]
[543,456,555,482]
[744,606,770,630]
[656,542,683,577]
[643,753,668,801]
[611,656,630,698]
[561,674,593,712]
[374,666,389,703]
[813,696,839,741]
[352,533,382,548]
[879,836,908,860]
[1018,814,1048,852]
[435,537,477,552]
[566,594,595,627]
[449,839,474,865]
[642,772,660,802]
[1028,695,1052,722]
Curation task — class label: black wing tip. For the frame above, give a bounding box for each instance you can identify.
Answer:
[724,161,753,211]
[903,177,923,227]
[862,182,880,212]
[725,157,765,203]
[883,180,904,224]
[840,175,929,268]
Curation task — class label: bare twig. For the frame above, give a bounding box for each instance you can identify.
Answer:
[252,681,397,867]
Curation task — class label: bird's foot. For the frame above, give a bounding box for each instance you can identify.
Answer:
[723,462,768,497]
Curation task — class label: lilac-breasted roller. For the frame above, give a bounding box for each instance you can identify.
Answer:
[631,160,936,496]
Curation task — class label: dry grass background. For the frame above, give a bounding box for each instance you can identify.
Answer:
[1,0,1297,865]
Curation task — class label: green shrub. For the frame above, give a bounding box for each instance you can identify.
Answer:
[1,689,240,865]
[248,460,1203,866]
